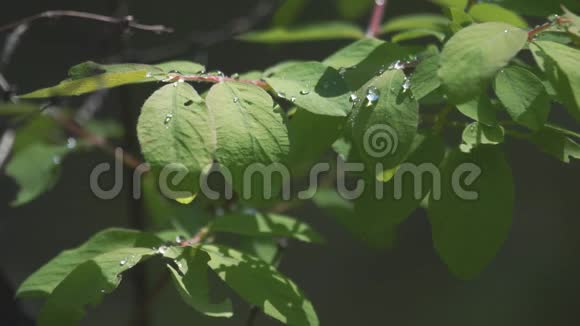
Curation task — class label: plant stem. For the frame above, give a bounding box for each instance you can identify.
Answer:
[0,10,173,34]
[168,74,271,90]
[366,0,387,37]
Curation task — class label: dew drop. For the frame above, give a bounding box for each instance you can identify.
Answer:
[231,73,240,79]
[277,92,287,99]
[290,96,297,103]
[402,77,412,93]
[163,113,174,127]
[146,72,153,78]
[338,67,348,76]
[504,29,508,33]
[66,137,77,149]
[377,65,386,76]
[365,86,380,107]
[176,235,186,243]
[548,14,559,23]
[157,246,168,255]
[119,259,127,266]
[233,97,240,103]
[52,156,61,164]
[388,60,405,70]
[299,89,310,95]
[349,93,359,103]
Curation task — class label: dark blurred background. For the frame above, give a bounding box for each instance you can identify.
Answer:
[1,0,580,325]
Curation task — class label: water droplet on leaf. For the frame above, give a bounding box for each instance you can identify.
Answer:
[164,113,174,127]
[66,137,77,149]
[365,86,380,107]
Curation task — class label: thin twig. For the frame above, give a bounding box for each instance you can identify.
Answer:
[0,10,173,34]
[366,0,387,37]
[50,110,143,169]
[528,16,571,41]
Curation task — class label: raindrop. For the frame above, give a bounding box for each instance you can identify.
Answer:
[176,235,186,243]
[402,77,412,93]
[290,96,297,103]
[119,259,127,266]
[277,92,287,99]
[66,137,77,149]
[388,60,405,70]
[504,29,508,33]
[157,246,168,255]
[233,97,240,103]
[349,93,359,103]
[299,89,310,95]
[146,72,153,78]
[548,14,559,23]
[52,156,61,165]
[164,113,174,127]
[365,86,380,107]
[231,73,240,79]
[168,70,182,75]
[197,68,206,75]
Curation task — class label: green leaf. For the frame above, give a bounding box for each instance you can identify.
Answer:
[391,29,446,43]
[323,38,386,70]
[238,22,364,43]
[530,41,580,121]
[531,128,580,163]
[0,102,39,115]
[238,237,278,264]
[206,82,290,199]
[168,248,233,318]
[461,122,505,151]
[381,14,450,34]
[489,0,580,17]
[264,61,351,117]
[38,248,155,326]
[456,95,498,126]
[445,7,474,32]
[66,61,159,80]
[202,245,319,326]
[137,82,214,195]
[352,134,446,248]
[210,213,323,243]
[5,144,70,206]
[468,3,528,28]
[337,0,374,19]
[428,147,514,279]
[494,66,550,130]
[349,69,419,171]
[273,0,308,26]
[17,228,161,298]
[438,22,528,103]
[410,54,441,100]
[154,61,205,74]
[431,0,468,8]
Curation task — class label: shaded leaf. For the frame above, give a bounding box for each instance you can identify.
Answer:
[391,29,446,43]
[456,95,498,126]
[428,147,514,279]
[381,14,449,34]
[6,144,70,206]
[461,122,505,149]
[411,53,441,100]
[337,0,374,19]
[531,128,580,163]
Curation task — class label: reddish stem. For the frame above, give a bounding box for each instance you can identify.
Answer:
[366,0,387,37]
[167,74,271,90]
[527,17,571,41]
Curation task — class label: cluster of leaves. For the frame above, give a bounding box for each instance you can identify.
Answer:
[2,0,580,325]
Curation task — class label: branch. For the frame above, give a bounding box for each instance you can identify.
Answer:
[50,110,144,169]
[528,16,571,41]
[366,0,388,37]
[0,10,174,34]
